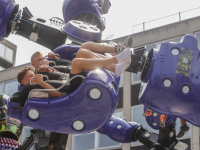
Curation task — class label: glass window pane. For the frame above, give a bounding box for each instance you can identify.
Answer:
[98,110,122,148]
[146,43,157,52]
[195,32,200,50]
[22,126,34,150]
[4,80,18,97]
[167,37,182,43]
[132,73,140,83]
[73,133,95,150]
[0,66,5,71]
[5,47,14,62]
[0,43,5,57]
[99,134,120,148]
[119,73,123,87]
[0,84,2,93]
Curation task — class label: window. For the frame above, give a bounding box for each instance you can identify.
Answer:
[0,84,2,93]
[146,43,157,52]
[98,109,123,148]
[73,133,95,150]
[0,66,4,71]
[21,126,34,150]
[4,80,18,97]
[0,43,5,58]
[194,32,200,50]
[119,73,123,87]
[72,110,123,150]
[0,43,14,62]
[5,46,14,62]
[132,73,140,85]
[131,105,190,146]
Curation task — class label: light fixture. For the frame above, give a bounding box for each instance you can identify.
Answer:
[171,48,179,55]
[117,124,122,129]
[163,79,172,88]
[182,86,190,94]
[28,109,39,120]
[88,88,101,100]
[72,120,85,131]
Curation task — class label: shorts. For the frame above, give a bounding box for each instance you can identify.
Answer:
[69,71,87,92]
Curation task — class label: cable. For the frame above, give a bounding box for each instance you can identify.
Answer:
[9,18,44,28]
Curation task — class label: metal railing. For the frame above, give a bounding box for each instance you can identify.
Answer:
[132,7,200,33]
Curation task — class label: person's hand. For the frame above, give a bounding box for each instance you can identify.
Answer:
[46,52,59,60]
[37,65,52,73]
[40,60,49,66]
[35,74,44,85]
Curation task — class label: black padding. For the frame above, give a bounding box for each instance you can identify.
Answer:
[10,92,21,102]
[18,81,70,106]
[37,71,68,80]
[54,59,71,66]
[53,66,71,73]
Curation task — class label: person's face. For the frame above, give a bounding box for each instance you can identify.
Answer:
[32,55,45,69]
[21,70,36,86]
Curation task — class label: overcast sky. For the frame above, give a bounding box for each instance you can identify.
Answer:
[6,0,200,66]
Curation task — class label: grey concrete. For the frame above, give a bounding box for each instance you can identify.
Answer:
[122,72,131,150]
[114,16,200,48]
[66,135,72,150]
[0,63,31,82]
[190,125,200,150]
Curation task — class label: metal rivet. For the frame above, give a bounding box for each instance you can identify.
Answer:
[153,113,158,117]
[117,125,122,129]
[163,79,172,88]
[182,86,190,94]
[153,123,157,126]
[109,120,114,124]
[171,48,179,55]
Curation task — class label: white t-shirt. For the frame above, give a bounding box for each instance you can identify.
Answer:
[30,91,66,98]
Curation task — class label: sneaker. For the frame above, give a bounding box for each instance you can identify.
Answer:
[115,36,133,54]
[177,124,189,138]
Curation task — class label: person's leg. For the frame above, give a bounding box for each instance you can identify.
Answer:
[180,119,186,126]
[80,42,115,53]
[80,36,133,54]
[76,48,109,59]
[71,57,118,74]
[71,48,131,74]
[177,119,189,138]
[76,48,116,72]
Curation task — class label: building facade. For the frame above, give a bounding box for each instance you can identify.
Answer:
[1,15,200,150]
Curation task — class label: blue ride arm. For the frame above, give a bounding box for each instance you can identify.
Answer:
[97,116,140,143]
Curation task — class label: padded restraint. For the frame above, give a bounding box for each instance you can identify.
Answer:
[18,81,70,106]
[10,92,21,102]
[53,66,71,73]
[37,71,69,80]
[49,59,71,66]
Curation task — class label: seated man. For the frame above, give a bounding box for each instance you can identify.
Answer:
[17,67,64,98]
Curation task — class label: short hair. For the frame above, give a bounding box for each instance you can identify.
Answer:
[31,51,43,62]
[17,67,34,84]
